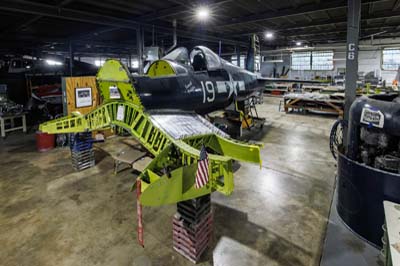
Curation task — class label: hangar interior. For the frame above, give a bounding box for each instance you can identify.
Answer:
[1,1,400,266]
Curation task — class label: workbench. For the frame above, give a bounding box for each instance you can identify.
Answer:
[0,113,27,138]
[283,94,344,116]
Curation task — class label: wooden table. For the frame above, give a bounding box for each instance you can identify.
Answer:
[0,113,26,138]
[113,147,148,174]
[283,96,344,116]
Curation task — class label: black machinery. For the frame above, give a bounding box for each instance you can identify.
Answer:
[332,94,400,247]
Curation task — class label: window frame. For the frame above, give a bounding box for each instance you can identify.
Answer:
[291,50,334,71]
[381,48,400,71]
[291,51,312,71]
[311,50,334,71]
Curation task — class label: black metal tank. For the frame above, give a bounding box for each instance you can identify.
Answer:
[337,94,400,247]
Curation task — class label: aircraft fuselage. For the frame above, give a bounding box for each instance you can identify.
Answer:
[133,62,260,114]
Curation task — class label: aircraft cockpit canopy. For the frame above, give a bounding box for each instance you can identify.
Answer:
[162,47,190,65]
[163,46,223,72]
[190,46,222,71]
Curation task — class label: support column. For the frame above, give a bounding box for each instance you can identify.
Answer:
[69,41,74,77]
[344,0,361,146]
[236,45,240,67]
[136,27,144,74]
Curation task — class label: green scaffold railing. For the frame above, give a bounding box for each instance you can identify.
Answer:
[40,101,262,206]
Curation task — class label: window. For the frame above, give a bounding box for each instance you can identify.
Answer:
[95,59,105,67]
[291,52,311,70]
[382,49,400,70]
[312,51,334,70]
[131,59,139,68]
[291,51,334,71]
[254,55,261,72]
[231,55,246,69]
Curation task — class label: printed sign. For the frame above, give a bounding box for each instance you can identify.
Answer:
[117,105,125,121]
[360,107,384,128]
[75,87,92,108]
[109,85,121,99]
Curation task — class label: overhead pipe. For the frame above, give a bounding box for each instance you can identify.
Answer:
[166,19,177,54]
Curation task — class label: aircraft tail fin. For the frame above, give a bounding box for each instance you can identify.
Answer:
[245,34,260,72]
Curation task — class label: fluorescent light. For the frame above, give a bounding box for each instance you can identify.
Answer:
[291,47,314,51]
[264,59,284,63]
[45,59,62,66]
[296,41,302,46]
[265,32,274,39]
[196,6,210,21]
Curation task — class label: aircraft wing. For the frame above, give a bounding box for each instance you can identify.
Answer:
[258,77,328,84]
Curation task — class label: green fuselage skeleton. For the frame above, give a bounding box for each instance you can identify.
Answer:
[40,46,262,206]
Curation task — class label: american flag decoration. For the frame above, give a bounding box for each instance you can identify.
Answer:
[195,145,209,189]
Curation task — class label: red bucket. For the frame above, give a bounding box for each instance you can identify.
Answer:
[36,131,55,152]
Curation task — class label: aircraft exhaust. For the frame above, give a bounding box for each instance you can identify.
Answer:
[166,19,177,54]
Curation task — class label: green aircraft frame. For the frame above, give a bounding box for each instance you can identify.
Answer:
[39,60,262,206]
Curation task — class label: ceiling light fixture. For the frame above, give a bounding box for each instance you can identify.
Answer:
[196,6,210,21]
[45,59,62,66]
[296,41,302,46]
[265,32,274,39]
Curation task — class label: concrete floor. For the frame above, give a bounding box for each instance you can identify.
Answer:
[320,187,381,266]
[0,97,338,266]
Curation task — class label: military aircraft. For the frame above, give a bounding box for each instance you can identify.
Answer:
[40,44,328,207]
[97,45,325,121]
[40,45,266,208]
[98,46,262,115]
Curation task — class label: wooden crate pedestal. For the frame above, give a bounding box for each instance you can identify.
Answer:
[173,195,213,263]
[69,132,95,171]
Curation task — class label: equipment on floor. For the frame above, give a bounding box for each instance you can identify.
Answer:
[331,94,400,247]
[283,92,344,116]
[36,131,55,152]
[0,84,27,138]
[347,94,400,171]
[69,132,96,171]
[0,84,24,116]
[221,95,265,137]
[329,119,345,160]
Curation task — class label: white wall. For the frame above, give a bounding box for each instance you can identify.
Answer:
[261,38,400,83]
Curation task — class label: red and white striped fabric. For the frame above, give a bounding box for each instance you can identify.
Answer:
[136,179,144,247]
[195,145,209,189]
